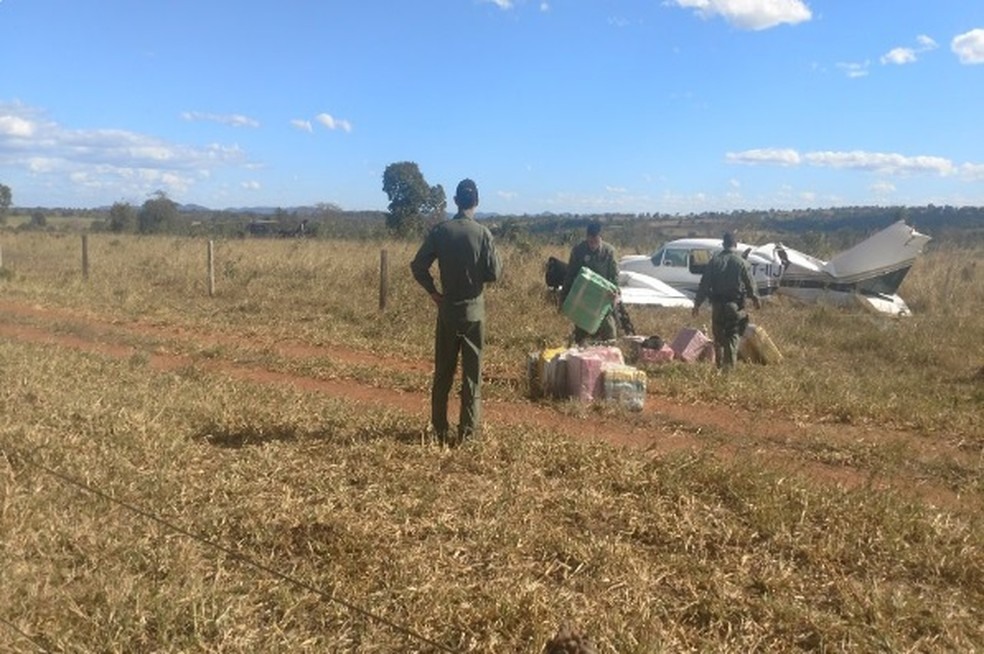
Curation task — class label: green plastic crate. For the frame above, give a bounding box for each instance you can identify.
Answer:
[562,267,617,333]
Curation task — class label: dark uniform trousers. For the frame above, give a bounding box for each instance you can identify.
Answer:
[432,313,483,443]
[710,299,747,369]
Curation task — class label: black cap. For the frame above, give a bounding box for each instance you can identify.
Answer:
[722,232,737,249]
[586,221,602,237]
[455,178,479,209]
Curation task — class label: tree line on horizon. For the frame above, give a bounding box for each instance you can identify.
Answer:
[2,172,981,250]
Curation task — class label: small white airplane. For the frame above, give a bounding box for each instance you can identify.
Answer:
[615,221,932,316]
[620,238,784,299]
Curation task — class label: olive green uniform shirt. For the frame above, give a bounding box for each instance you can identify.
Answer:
[693,249,759,309]
[411,212,502,322]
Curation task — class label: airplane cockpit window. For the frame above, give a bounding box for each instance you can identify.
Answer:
[662,249,689,267]
[689,249,712,275]
[650,247,665,266]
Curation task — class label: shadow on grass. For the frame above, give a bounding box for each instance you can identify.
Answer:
[191,421,305,449]
[191,422,430,449]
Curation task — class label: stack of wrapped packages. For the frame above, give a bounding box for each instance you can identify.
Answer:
[527,345,647,411]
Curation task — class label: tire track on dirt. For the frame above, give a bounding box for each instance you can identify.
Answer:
[0,298,978,511]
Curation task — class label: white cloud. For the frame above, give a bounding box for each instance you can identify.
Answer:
[728,147,968,177]
[315,113,353,132]
[290,119,313,133]
[881,34,938,65]
[180,111,260,128]
[0,114,35,138]
[804,151,955,175]
[952,28,984,64]
[669,0,812,31]
[870,181,896,195]
[726,148,801,165]
[26,157,58,173]
[241,180,261,190]
[0,101,248,203]
[881,48,916,65]
[486,0,513,9]
[961,163,984,181]
[836,61,870,78]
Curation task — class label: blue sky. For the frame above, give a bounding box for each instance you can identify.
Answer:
[2,0,983,214]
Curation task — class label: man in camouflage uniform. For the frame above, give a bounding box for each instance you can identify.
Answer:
[560,222,620,345]
[411,179,502,446]
[692,232,761,370]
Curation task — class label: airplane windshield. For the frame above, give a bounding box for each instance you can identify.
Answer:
[662,249,689,267]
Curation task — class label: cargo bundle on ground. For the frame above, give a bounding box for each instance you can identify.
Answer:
[527,345,646,411]
[670,327,715,363]
[618,335,674,366]
[738,323,783,364]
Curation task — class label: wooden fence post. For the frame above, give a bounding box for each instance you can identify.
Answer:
[81,234,89,280]
[207,240,215,297]
[379,249,388,311]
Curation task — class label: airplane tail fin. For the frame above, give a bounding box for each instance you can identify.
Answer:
[823,221,931,289]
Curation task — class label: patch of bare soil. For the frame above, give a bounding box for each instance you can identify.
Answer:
[0,298,978,512]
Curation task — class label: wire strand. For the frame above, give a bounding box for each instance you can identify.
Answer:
[0,614,50,653]
[2,446,460,654]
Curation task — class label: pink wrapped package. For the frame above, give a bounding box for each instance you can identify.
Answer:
[670,328,712,363]
[566,346,624,402]
[639,344,675,364]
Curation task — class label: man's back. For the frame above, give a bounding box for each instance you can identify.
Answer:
[698,250,754,304]
[411,213,502,320]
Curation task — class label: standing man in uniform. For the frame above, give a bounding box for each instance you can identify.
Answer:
[560,222,620,345]
[411,179,502,446]
[692,232,761,370]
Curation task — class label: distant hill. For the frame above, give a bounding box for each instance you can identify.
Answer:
[175,204,327,216]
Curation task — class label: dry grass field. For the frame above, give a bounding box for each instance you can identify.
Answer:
[1,230,981,652]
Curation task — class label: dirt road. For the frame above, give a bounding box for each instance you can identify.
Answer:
[1,298,977,512]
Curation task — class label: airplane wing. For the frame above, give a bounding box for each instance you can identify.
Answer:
[618,271,694,308]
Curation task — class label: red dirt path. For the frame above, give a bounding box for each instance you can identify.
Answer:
[0,298,978,512]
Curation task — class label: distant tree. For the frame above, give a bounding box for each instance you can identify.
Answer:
[109,201,137,233]
[0,183,11,224]
[29,210,47,228]
[426,183,447,227]
[382,162,443,235]
[138,191,178,234]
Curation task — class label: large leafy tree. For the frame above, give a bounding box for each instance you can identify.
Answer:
[109,201,137,233]
[137,191,178,234]
[382,162,445,235]
[0,183,11,224]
